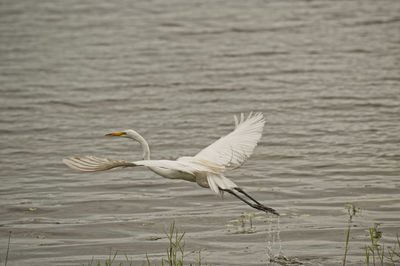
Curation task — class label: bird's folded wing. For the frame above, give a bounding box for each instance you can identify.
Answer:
[194,112,265,167]
[63,156,136,172]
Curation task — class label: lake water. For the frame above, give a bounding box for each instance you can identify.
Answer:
[1,0,399,265]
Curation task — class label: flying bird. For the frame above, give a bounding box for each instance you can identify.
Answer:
[63,112,279,215]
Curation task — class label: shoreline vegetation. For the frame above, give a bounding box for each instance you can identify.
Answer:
[342,203,400,266]
[83,221,208,266]
[2,206,399,266]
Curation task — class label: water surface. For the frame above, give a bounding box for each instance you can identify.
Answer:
[1,0,399,265]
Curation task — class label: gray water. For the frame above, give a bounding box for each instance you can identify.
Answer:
[1,0,400,265]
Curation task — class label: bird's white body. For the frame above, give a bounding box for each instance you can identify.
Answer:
[149,164,194,181]
[145,160,197,182]
[130,157,237,192]
[63,112,279,215]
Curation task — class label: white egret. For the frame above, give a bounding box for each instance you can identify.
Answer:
[63,112,278,215]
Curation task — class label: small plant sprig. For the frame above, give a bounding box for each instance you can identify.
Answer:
[159,221,208,266]
[364,223,400,266]
[4,231,11,266]
[340,204,400,266]
[84,250,133,266]
[226,212,256,234]
[343,202,359,266]
[161,221,185,266]
[365,223,384,266]
[385,234,400,265]
[82,222,207,266]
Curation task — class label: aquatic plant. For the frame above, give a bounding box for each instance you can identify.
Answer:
[364,223,400,266]
[83,222,207,266]
[161,221,186,266]
[159,221,208,266]
[341,204,400,266]
[343,202,359,266]
[385,234,400,265]
[2,231,11,266]
[84,251,133,266]
[226,212,256,234]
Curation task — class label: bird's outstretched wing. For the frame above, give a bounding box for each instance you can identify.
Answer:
[63,156,136,172]
[194,112,265,168]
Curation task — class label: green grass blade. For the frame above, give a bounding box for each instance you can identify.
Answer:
[4,231,11,266]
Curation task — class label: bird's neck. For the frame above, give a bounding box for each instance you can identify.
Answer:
[135,134,150,160]
[141,141,150,160]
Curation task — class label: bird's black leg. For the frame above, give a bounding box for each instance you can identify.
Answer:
[221,188,279,216]
[220,188,263,212]
[234,187,279,216]
[234,187,263,205]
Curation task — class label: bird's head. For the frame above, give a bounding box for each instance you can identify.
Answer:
[105,131,127,137]
[105,129,142,142]
[106,129,149,160]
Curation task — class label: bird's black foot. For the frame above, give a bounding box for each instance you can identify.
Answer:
[253,204,280,216]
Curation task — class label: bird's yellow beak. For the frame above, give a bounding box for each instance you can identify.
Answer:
[105,131,126,137]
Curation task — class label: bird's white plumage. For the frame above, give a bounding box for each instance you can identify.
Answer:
[62,113,280,215]
[194,112,265,167]
[63,112,265,195]
[206,174,238,194]
[63,156,136,172]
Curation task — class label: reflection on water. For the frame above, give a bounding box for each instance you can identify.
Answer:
[1,0,399,265]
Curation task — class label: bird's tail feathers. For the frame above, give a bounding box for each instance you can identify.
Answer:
[207,174,238,195]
